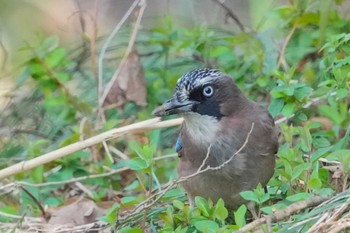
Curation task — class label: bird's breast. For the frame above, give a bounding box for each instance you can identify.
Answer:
[182,113,220,147]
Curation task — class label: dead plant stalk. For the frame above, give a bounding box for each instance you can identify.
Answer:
[0,117,182,180]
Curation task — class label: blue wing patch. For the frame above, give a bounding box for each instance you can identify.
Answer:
[175,137,183,153]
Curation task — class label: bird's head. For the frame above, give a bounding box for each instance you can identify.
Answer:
[153,68,246,119]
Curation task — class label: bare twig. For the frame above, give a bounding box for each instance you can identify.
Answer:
[211,0,245,31]
[90,0,99,87]
[13,154,177,187]
[73,0,90,71]
[0,117,183,180]
[118,123,255,224]
[326,201,350,223]
[102,141,114,163]
[99,0,147,107]
[17,167,128,188]
[328,221,350,233]
[109,146,129,160]
[20,186,48,221]
[197,145,212,171]
[74,182,94,199]
[276,23,297,70]
[0,34,8,71]
[97,0,140,111]
[274,91,337,125]
[343,173,349,192]
[0,211,24,220]
[304,212,331,233]
[236,195,332,233]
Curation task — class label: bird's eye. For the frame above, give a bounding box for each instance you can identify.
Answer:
[202,85,214,97]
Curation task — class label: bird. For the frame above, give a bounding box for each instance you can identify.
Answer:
[153,68,278,209]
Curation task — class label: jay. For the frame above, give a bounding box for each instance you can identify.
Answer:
[153,68,278,209]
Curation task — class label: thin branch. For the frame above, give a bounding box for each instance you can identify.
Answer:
[276,23,297,70]
[97,0,140,109]
[0,35,8,71]
[0,117,183,180]
[109,146,129,160]
[99,0,147,107]
[0,211,24,220]
[74,182,94,199]
[90,0,99,89]
[197,145,212,171]
[19,186,48,221]
[211,0,245,31]
[18,167,129,187]
[118,123,255,223]
[236,195,332,233]
[305,212,331,233]
[102,141,114,163]
[14,154,177,187]
[274,91,337,125]
[329,221,350,233]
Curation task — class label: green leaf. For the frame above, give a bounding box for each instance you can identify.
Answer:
[294,86,313,100]
[44,197,61,207]
[296,113,308,121]
[311,146,332,163]
[336,88,348,99]
[214,199,228,221]
[332,126,350,151]
[99,203,120,223]
[28,61,46,76]
[284,86,295,96]
[286,193,312,202]
[327,149,350,161]
[124,180,140,191]
[42,35,59,52]
[46,48,66,68]
[120,227,143,233]
[173,200,184,210]
[125,157,148,170]
[268,98,284,118]
[121,196,139,206]
[56,72,70,83]
[308,177,322,190]
[193,220,219,233]
[300,126,312,152]
[234,205,247,227]
[282,102,295,117]
[291,163,311,180]
[318,105,343,125]
[240,191,259,203]
[162,188,184,200]
[129,141,154,165]
[195,196,210,217]
[313,137,331,148]
[31,166,44,183]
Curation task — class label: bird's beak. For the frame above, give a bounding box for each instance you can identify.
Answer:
[152,97,196,116]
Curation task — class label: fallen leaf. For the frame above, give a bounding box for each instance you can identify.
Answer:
[307,117,333,131]
[48,198,105,226]
[103,49,147,108]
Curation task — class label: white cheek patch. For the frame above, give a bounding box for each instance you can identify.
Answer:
[183,113,219,146]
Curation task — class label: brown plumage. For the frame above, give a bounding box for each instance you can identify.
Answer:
[153,68,278,209]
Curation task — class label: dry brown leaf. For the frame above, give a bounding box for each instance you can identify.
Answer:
[103,49,147,108]
[48,198,105,226]
[307,117,334,131]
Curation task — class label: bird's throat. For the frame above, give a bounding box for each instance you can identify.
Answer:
[183,113,219,146]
